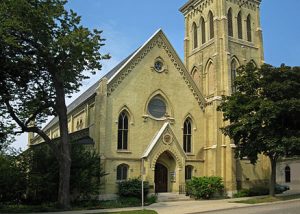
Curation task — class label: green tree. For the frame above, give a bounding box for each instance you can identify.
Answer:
[0,0,109,209]
[24,143,106,203]
[218,63,300,196]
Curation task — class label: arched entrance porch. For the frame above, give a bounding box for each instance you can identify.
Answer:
[154,151,176,193]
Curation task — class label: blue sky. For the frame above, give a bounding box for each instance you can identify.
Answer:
[12,0,300,150]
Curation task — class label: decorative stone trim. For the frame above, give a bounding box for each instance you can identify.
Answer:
[204,144,217,150]
[107,33,206,109]
[226,0,259,11]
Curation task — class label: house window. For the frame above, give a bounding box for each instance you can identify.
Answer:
[237,11,243,39]
[183,118,192,153]
[118,111,128,150]
[148,96,167,118]
[185,165,193,180]
[208,11,214,39]
[200,17,206,44]
[192,22,198,49]
[285,166,291,183]
[117,164,128,181]
[228,8,233,37]
[247,14,252,42]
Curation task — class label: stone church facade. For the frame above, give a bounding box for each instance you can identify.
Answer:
[29,0,270,198]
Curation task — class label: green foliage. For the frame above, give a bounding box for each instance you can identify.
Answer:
[146,194,157,204]
[0,153,26,202]
[24,143,106,203]
[233,189,251,198]
[218,63,300,163]
[218,63,300,195]
[118,178,149,199]
[186,176,224,199]
[0,143,106,204]
[0,0,109,208]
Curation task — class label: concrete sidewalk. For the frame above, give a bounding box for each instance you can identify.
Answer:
[35,191,300,214]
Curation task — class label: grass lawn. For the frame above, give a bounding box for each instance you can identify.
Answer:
[93,210,157,214]
[234,194,300,204]
[0,196,157,213]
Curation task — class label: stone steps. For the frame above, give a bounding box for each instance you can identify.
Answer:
[156,192,192,202]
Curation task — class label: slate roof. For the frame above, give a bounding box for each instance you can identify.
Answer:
[42,50,138,132]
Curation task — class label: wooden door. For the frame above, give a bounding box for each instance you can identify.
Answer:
[155,163,168,192]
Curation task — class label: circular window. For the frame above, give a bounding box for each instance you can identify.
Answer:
[154,60,163,72]
[148,96,166,118]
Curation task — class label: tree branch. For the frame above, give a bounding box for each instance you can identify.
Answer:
[4,99,60,155]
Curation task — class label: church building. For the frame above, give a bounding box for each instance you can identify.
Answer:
[29,0,270,198]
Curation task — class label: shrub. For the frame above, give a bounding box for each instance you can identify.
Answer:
[234,189,250,198]
[186,176,224,199]
[118,178,149,199]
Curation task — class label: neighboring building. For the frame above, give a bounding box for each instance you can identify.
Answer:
[277,158,300,190]
[29,0,270,198]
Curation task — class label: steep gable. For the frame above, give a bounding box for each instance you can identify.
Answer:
[106,29,206,109]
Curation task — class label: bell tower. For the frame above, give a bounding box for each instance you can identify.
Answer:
[180,0,265,194]
[180,0,263,97]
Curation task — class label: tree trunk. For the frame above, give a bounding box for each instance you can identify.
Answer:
[54,81,71,210]
[269,156,277,197]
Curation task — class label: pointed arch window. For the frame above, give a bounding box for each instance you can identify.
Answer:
[231,59,238,93]
[183,118,192,153]
[118,111,129,150]
[285,166,291,183]
[207,61,215,95]
[247,14,252,42]
[228,8,233,37]
[192,22,198,49]
[208,11,214,39]
[185,165,193,180]
[237,11,243,39]
[200,17,206,44]
[117,164,128,181]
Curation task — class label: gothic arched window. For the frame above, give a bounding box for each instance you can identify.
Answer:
[231,59,238,93]
[200,17,206,44]
[192,22,198,49]
[228,8,233,37]
[207,61,215,95]
[118,111,129,150]
[117,164,128,181]
[247,14,252,42]
[185,165,193,180]
[183,118,192,153]
[208,11,214,39]
[285,166,291,183]
[237,11,243,39]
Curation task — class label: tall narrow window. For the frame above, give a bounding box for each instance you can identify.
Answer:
[285,166,291,183]
[117,164,128,181]
[200,17,206,44]
[208,11,214,39]
[228,8,233,37]
[185,165,193,180]
[118,111,128,150]
[207,61,215,95]
[231,59,238,93]
[237,11,243,39]
[183,118,192,153]
[247,14,252,42]
[192,22,198,49]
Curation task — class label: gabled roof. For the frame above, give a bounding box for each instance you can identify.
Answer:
[42,29,206,132]
[142,122,187,159]
[42,50,138,131]
[106,29,206,107]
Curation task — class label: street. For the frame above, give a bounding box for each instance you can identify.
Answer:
[194,200,300,214]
